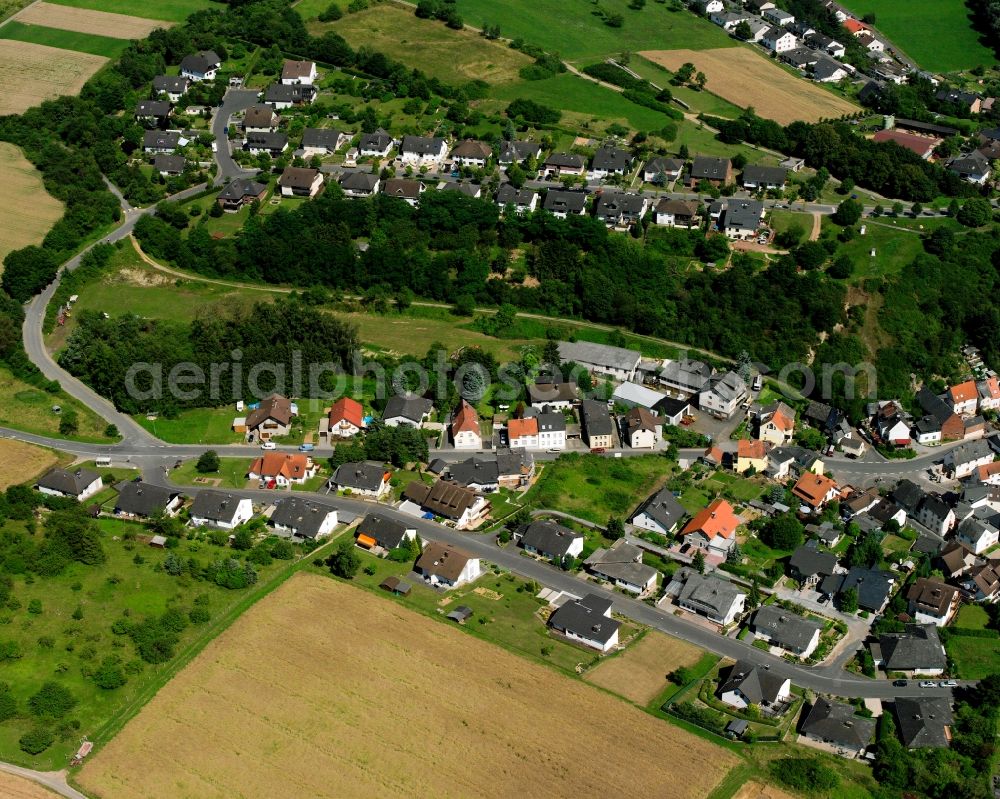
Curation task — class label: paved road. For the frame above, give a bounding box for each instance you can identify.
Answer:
[0,762,87,799]
[211,89,261,185]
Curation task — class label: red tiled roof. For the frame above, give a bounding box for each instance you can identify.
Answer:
[737,439,767,459]
[949,380,977,404]
[681,498,740,540]
[843,18,868,33]
[872,129,940,158]
[508,417,538,440]
[792,473,838,507]
[329,397,364,428]
[451,400,480,435]
[249,452,310,480]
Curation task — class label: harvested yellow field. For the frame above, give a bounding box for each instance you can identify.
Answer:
[15,1,165,37]
[586,630,704,704]
[0,770,61,798]
[640,47,859,124]
[79,573,738,799]
[0,40,106,115]
[0,439,58,490]
[0,143,63,267]
[733,780,800,799]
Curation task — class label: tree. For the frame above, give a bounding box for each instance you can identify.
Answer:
[453,294,476,316]
[769,757,838,793]
[694,71,707,90]
[606,516,625,540]
[93,656,127,689]
[733,20,753,39]
[957,197,992,227]
[327,539,361,578]
[28,682,76,718]
[748,578,762,609]
[19,727,54,755]
[910,202,923,217]
[2,246,58,302]
[761,514,804,551]
[231,528,254,551]
[832,198,862,227]
[839,586,859,613]
[58,409,78,436]
[692,548,706,573]
[828,255,853,279]
[318,1,343,20]
[196,450,220,473]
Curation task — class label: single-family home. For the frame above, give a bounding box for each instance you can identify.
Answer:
[152,75,189,102]
[265,83,316,108]
[543,189,587,217]
[153,154,186,176]
[949,380,980,416]
[450,139,491,167]
[354,511,416,552]
[820,567,894,613]
[135,100,171,126]
[339,170,380,198]
[451,399,482,450]
[179,50,221,82]
[718,660,791,710]
[301,128,348,157]
[758,401,795,445]
[788,543,838,587]
[680,498,740,556]
[403,480,491,529]
[947,151,991,184]
[978,375,1000,411]
[244,394,293,442]
[722,200,766,240]
[243,104,280,133]
[519,519,584,561]
[547,593,621,652]
[584,539,658,596]
[244,131,288,156]
[801,698,876,757]
[558,341,641,381]
[322,397,365,439]
[805,31,845,56]
[856,31,884,51]
[891,480,955,536]
[268,496,337,540]
[962,561,1000,601]
[711,10,750,30]
[495,183,538,214]
[329,461,391,498]
[631,487,687,536]
[949,439,994,479]
[750,605,823,658]
[793,472,839,512]
[358,129,394,158]
[736,438,769,475]
[741,164,788,190]
[543,152,586,176]
[278,167,323,198]
[659,358,712,395]
[497,139,542,164]
[699,370,748,417]
[535,412,566,450]
[507,416,538,450]
[762,26,797,52]
[812,56,850,83]
[143,130,180,154]
[956,515,1000,554]
[593,191,648,228]
[114,482,183,519]
[248,453,316,488]
[217,178,267,212]
[35,468,102,501]
[916,388,964,441]
[528,382,578,411]
[936,88,982,114]
[399,135,448,166]
[382,394,433,428]
[189,490,253,529]
[763,6,795,25]
[643,156,684,184]
[689,155,733,187]
[382,178,425,206]
[872,624,947,676]
[623,406,661,449]
[655,396,691,425]
[446,457,500,493]
[589,146,633,179]
[415,541,481,588]
[906,578,960,626]
[654,198,699,228]
[976,461,1000,485]
[580,399,615,450]
[281,59,317,85]
[894,697,953,749]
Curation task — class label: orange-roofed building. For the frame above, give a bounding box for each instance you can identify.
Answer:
[872,129,940,160]
[451,400,482,449]
[948,380,979,416]
[702,445,725,468]
[843,18,869,34]
[759,402,795,446]
[735,439,768,475]
[978,375,1000,412]
[508,416,539,448]
[247,452,317,487]
[976,461,1000,486]
[792,472,839,511]
[326,397,365,438]
[681,498,741,556]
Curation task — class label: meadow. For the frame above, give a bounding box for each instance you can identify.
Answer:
[0,143,63,268]
[0,366,112,442]
[838,0,997,73]
[823,216,960,282]
[16,2,166,39]
[0,20,129,58]
[585,630,704,705]
[0,40,106,115]
[78,573,739,798]
[0,440,61,490]
[45,0,212,23]
[946,603,1000,680]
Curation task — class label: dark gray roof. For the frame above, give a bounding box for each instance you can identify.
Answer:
[632,487,686,532]
[356,511,412,550]
[266,83,316,104]
[591,146,633,172]
[718,660,788,705]
[496,447,533,478]
[383,178,423,200]
[442,182,481,198]
[801,698,875,750]
[400,135,446,155]
[914,415,941,435]
[548,593,619,645]
[153,154,186,174]
[36,467,100,496]
[189,490,246,525]
[580,399,614,437]
[690,155,731,181]
[723,200,765,231]
[543,189,587,214]
[143,130,180,150]
[894,697,953,748]
[383,394,433,424]
[812,57,846,81]
[497,139,541,163]
[751,605,822,651]
[359,129,393,151]
[520,519,582,558]
[136,100,170,118]
[115,482,180,517]
[917,387,956,425]
[527,382,577,405]
[558,341,640,372]
[448,456,499,488]
[820,567,893,611]
[218,178,266,201]
[584,540,657,587]
[153,75,188,94]
[950,438,994,466]
[593,191,646,220]
[878,625,946,671]
[302,128,344,150]
[891,479,925,513]
[269,496,334,539]
[672,568,745,617]
[788,544,838,579]
[644,156,684,175]
[742,164,787,185]
[245,131,288,150]
[332,461,386,492]
[180,50,221,75]
[535,412,565,433]
[545,152,585,168]
[339,171,380,193]
[496,183,537,207]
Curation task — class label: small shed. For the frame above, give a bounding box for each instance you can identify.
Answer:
[446,605,473,623]
[726,719,749,739]
[232,416,247,433]
[149,535,168,548]
[380,576,412,596]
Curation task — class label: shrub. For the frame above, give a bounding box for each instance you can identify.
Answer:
[768,757,838,793]
[28,682,76,718]
[19,727,54,755]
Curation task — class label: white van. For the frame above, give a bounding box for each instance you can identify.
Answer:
[95,457,111,467]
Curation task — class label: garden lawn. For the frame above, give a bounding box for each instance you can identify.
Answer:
[825,218,944,282]
[770,210,812,242]
[946,635,1000,680]
[45,0,212,22]
[133,407,244,445]
[170,457,253,490]
[0,20,128,57]
[955,603,990,630]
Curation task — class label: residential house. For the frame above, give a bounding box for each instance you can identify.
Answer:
[543,152,586,176]
[143,130,180,154]
[527,381,577,411]
[681,498,740,556]
[135,100,170,126]
[268,496,337,540]
[216,178,267,212]
[699,371,748,417]
[593,191,648,228]
[179,50,221,81]
[788,543,838,587]
[519,520,584,561]
[947,151,991,185]
[403,480,490,529]
[856,31,884,51]
[762,26,797,52]
[872,625,947,676]
[750,605,823,659]
[382,178,425,206]
[872,129,939,159]
[559,341,641,381]
[281,59,317,85]
[722,200,765,240]
[35,468,102,501]
[766,445,824,480]
[962,561,1000,601]
[630,487,687,536]
[654,198,699,228]
[324,397,364,439]
[451,400,482,449]
[328,461,391,498]
[906,578,960,626]
[659,358,713,396]
[494,448,535,488]
[668,567,747,623]
[152,75,189,102]
[949,380,980,416]
[937,88,982,114]
[805,32,846,56]
[741,164,788,190]
[689,155,733,187]
[801,698,876,757]
[248,453,316,487]
[450,139,492,167]
[547,593,621,652]
[956,515,1000,554]
[976,461,1000,485]
[710,10,750,30]
[655,396,691,426]
[950,439,994,479]
[242,104,280,133]
[978,375,1000,411]
[891,480,955,536]
[913,416,942,445]
[358,129,394,158]
[244,395,294,442]
[821,567,894,613]
[153,154,186,176]
[735,438,769,475]
[939,540,976,578]
[354,512,416,552]
[580,399,615,450]
[841,487,880,518]
[114,482,183,519]
[717,660,791,710]
[447,457,501,493]
[535,412,566,450]
[623,406,661,449]
[189,491,253,529]
[382,394,433,428]
[339,171,380,198]
[916,388,964,441]
[507,416,538,450]
[589,146,633,179]
[414,542,481,588]
[584,539,658,596]
[277,167,323,198]
[894,697,953,749]
[495,184,538,214]
[265,83,316,108]
[301,128,348,156]
[758,401,795,445]
[542,189,587,218]
[643,156,684,184]
[763,7,795,25]
[497,140,541,164]
[793,472,839,512]
[244,132,288,156]
[399,135,448,166]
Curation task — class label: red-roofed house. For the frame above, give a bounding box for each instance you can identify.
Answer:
[978,376,1000,412]
[451,400,482,450]
[735,439,768,475]
[681,498,740,556]
[325,397,365,439]
[248,453,317,487]
[792,472,839,512]
[759,402,795,446]
[949,380,979,416]
[872,129,941,160]
[508,417,539,449]
[976,461,1000,485]
[843,18,869,35]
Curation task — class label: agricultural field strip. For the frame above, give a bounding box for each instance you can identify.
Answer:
[0,39,106,115]
[12,2,166,38]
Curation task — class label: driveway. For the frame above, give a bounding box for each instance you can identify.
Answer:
[211,89,260,185]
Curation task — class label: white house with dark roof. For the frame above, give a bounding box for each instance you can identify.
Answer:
[354,511,417,552]
[115,482,183,519]
[801,698,876,757]
[643,156,684,184]
[450,139,492,167]
[268,496,337,540]
[496,183,538,214]
[382,394,433,428]
[358,129,394,158]
[189,490,253,530]
[749,605,822,659]
[949,439,994,479]
[281,59,317,85]
[399,135,448,166]
[497,140,541,164]
[518,519,584,561]
[542,189,587,217]
[718,660,791,710]
[339,171,380,198]
[721,200,766,240]
[741,165,788,190]
[631,487,687,535]
[589,146,633,180]
[180,50,221,82]
[584,539,658,596]
[329,461,390,498]
[665,568,746,625]
[35,468,102,502]
[153,75,189,102]
[547,593,620,651]
[301,128,348,156]
[558,341,641,381]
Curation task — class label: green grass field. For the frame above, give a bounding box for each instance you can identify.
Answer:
[454,0,732,62]
[955,604,990,629]
[133,408,245,446]
[0,20,129,57]
[947,635,1000,680]
[0,366,113,443]
[769,210,812,242]
[171,457,253,489]
[838,0,996,73]
[46,0,214,23]
[823,217,959,282]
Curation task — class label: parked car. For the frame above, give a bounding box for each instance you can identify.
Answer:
[919,680,937,688]
[892,679,908,687]
[261,441,276,450]
[299,443,315,452]
[939,680,958,688]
